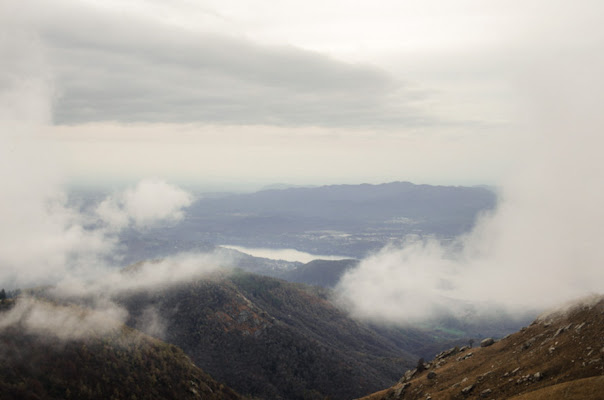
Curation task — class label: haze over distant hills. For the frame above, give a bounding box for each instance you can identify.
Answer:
[4,175,599,400]
[184,181,496,255]
[70,181,496,266]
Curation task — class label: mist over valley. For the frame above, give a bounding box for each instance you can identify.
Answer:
[2,0,604,399]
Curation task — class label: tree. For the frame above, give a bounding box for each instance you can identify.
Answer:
[0,289,6,301]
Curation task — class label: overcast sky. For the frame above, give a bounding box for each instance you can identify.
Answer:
[2,0,603,189]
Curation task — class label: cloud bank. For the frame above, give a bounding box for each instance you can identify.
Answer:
[335,41,604,324]
[0,4,231,339]
[0,31,194,286]
[54,251,229,299]
[0,298,126,341]
[0,169,194,288]
[14,0,424,128]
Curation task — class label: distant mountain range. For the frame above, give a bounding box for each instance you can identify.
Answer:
[115,181,496,264]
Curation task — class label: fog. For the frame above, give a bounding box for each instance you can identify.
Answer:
[52,251,229,299]
[335,50,604,324]
[0,297,126,340]
[0,8,213,336]
[2,0,603,338]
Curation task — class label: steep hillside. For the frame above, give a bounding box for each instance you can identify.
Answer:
[116,270,428,400]
[0,300,242,400]
[360,295,604,400]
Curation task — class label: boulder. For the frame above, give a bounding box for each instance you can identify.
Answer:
[480,388,492,398]
[461,384,474,395]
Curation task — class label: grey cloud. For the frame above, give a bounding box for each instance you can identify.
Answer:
[34,3,427,126]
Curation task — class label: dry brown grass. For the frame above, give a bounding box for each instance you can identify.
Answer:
[359,296,604,400]
[508,376,604,400]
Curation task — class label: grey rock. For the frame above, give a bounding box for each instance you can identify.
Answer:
[393,383,411,398]
[477,371,492,382]
[521,337,536,350]
[400,368,418,383]
[436,346,460,360]
[427,371,437,380]
[480,388,492,398]
[461,384,475,395]
[554,323,573,337]
[481,338,495,347]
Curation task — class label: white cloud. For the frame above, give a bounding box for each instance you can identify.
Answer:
[0,24,193,286]
[54,251,230,299]
[335,38,604,323]
[0,7,115,287]
[0,297,126,340]
[0,176,194,288]
[96,179,193,230]
[23,251,231,340]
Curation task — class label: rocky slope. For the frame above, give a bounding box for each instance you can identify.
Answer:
[360,295,604,400]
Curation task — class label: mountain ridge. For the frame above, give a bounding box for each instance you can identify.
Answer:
[115,269,435,399]
[0,298,243,400]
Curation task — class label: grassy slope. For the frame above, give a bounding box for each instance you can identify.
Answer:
[360,296,604,400]
[509,376,604,400]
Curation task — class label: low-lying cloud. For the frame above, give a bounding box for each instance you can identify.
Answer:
[335,47,604,324]
[0,177,194,289]
[96,179,193,230]
[53,251,230,299]
[0,8,228,340]
[27,251,230,341]
[0,249,232,340]
[0,297,126,341]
